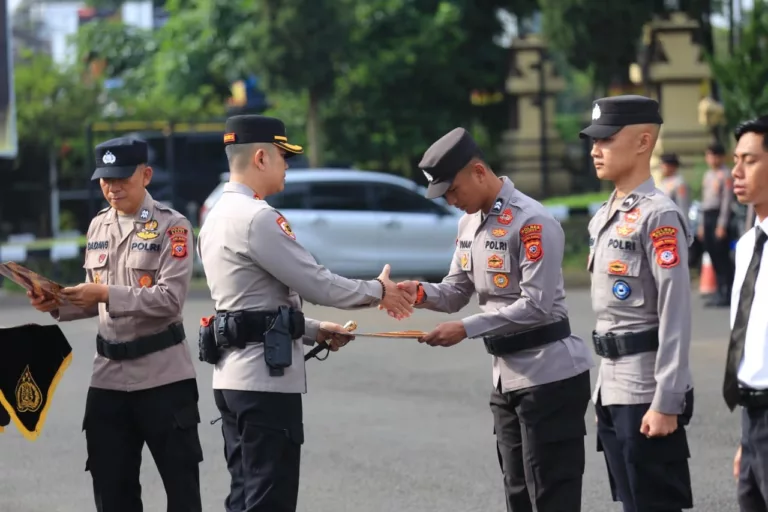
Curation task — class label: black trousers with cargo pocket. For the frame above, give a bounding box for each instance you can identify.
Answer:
[82,378,203,512]
[213,389,304,512]
[595,389,694,512]
[490,370,591,512]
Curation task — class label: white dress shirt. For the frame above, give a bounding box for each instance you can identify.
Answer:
[734,217,768,388]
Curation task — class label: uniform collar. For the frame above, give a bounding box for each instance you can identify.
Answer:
[103,190,155,225]
[223,181,260,199]
[487,177,516,217]
[608,176,657,212]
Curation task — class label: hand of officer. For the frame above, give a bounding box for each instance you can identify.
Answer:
[697,224,704,240]
[27,291,59,313]
[379,280,420,318]
[639,409,678,437]
[418,321,467,347]
[60,283,109,309]
[734,444,742,481]
[716,226,727,239]
[317,321,356,352]
[377,264,415,320]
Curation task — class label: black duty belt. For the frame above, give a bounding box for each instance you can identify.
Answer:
[739,388,768,409]
[483,318,571,356]
[97,323,186,361]
[591,329,659,359]
[213,309,305,348]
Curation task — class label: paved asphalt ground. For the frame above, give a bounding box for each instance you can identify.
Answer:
[0,286,740,512]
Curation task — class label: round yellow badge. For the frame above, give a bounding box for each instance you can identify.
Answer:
[493,274,509,288]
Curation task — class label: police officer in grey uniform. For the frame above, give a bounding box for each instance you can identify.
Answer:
[659,153,691,218]
[197,115,415,512]
[580,95,694,512]
[397,127,594,512]
[28,137,202,512]
[700,142,736,307]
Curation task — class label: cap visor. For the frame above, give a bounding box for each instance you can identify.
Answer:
[91,166,139,181]
[425,180,452,199]
[578,124,623,140]
[274,141,303,158]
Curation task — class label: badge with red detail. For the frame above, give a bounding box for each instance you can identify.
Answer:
[497,208,513,226]
[519,224,543,262]
[99,254,106,264]
[167,226,189,259]
[608,260,628,275]
[139,274,153,288]
[492,274,509,288]
[276,216,296,240]
[616,224,635,237]
[487,254,504,269]
[491,228,507,237]
[650,226,679,269]
[625,208,641,223]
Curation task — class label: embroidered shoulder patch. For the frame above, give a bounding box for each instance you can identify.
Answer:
[167,226,189,259]
[276,216,296,240]
[650,226,679,269]
[519,224,543,262]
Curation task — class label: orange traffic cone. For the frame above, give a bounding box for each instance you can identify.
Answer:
[699,252,717,295]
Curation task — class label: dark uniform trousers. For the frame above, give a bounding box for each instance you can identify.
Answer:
[213,389,304,512]
[738,405,768,512]
[491,370,591,512]
[703,210,735,299]
[595,389,694,512]
[83,378,203,512]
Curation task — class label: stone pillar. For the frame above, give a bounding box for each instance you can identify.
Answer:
[498,35,570,198]
[632,12,712,163]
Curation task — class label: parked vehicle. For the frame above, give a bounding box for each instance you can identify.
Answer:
[198,169,463,281]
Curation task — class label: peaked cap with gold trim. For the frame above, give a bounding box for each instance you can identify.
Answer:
[0,324,73,441]
[223,115,303,158]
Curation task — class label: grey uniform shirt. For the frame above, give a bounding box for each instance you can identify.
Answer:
[52,191,197,392]
[660,174,690,220]
[418,178,594,392]
[587,177,693,414]
[701,166,734,229]
[198,182,384,394]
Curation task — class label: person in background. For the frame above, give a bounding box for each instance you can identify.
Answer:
[699,142,736,308]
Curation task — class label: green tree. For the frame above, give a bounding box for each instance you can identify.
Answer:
[707,2,768,131]
[230,0,352,167]
[323,0,511,175]
[13,49,103,180]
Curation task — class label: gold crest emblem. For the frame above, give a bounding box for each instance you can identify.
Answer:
[460,253,469,269]
[93,272,101,284]
[136,219,159,240]
[16,365,43,414]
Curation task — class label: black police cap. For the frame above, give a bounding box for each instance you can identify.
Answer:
[579,95,663,140]
[660,153,680,166]
[419,127,481,199]
[223,115,303,158]
[92,137,149,181]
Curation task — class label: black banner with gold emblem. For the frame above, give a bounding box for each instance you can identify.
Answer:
[0,324,73,441]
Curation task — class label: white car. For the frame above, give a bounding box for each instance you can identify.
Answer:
[199,168,463,281]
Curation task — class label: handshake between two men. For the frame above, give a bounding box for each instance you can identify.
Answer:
[315,264,467,354]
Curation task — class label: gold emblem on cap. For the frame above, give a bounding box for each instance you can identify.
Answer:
[16,365,43,413]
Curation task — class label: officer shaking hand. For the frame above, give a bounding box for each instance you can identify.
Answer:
[28,137,203,512]
[197,115,413,512]
[581,95,695,512]
[397,127,594,512]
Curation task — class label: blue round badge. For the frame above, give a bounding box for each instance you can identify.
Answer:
[612,280,631,300]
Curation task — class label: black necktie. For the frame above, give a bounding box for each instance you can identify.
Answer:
[724,227,768,410]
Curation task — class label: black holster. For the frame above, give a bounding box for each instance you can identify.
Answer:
[264,306,294,377]
[198,315,219,365]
